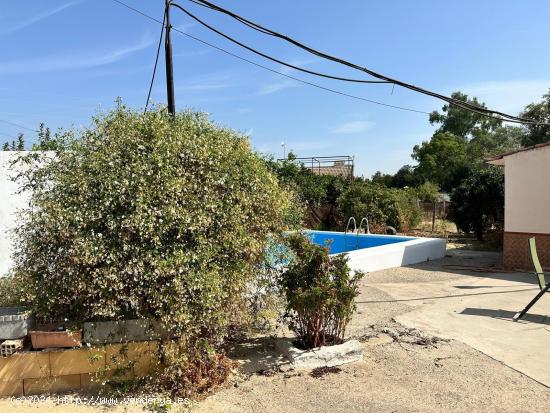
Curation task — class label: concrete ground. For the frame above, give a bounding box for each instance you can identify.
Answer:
[363,249,550,387]
[2,248,550,412]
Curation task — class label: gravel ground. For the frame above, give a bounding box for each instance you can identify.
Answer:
[3,251,549,412]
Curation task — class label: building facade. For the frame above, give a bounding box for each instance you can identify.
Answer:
[487,142,550,269]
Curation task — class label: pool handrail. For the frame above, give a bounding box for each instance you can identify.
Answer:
[345,217,358,250]
[359,217,370,234]
[345,217,357,234]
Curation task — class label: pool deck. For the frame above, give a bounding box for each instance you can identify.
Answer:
[360,248,550,387]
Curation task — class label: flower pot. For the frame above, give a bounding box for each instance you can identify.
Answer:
[30,325,82,349]
[0,307,34,340]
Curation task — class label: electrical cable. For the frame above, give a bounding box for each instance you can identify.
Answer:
[184,0,549,126]
[0,119,38,132]
[144,3,167,113]
[170,3,390,85]
[111,0,429,115]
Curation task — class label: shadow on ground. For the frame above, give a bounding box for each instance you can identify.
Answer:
[460,307,550,325]
[225,336,287,375]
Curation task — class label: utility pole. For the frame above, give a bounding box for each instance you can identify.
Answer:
[164,0,176,116]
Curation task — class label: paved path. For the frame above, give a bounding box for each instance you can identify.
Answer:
[366,249,550,386]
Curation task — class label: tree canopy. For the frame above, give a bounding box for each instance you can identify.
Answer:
[519,89,550,147]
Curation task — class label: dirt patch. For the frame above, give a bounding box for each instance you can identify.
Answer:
[192,281,550,413]
[309,366,342,379]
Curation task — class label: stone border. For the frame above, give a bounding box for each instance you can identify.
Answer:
[275,338,363,370]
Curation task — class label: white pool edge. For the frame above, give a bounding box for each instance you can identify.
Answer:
[318,231,447,273]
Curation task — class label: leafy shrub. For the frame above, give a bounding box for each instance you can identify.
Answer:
[280,233,364,349]
[393,188,422,232]
[336,181,400,229]
[11,105,292,395]
[449,167,504,240]
[267,156,347,207]
[0,274,28,307]
[415,181,440,203]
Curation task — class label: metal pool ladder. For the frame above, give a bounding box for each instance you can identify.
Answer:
[359,217,370,234]
[345,217,358,250]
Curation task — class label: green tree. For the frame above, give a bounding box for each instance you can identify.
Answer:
[371,171,394,187]
[412,132,467,191]
[392,164,422,188]
[519,89,550,147]
[466,125,523,161]
[415,181,439,203]
[2,142,9,151]
[429,91,501,140]
[16,133,24,151]
[449,167,504,240]
[371,165,422,189]
[33,123,63,150]
[12,106,292,395]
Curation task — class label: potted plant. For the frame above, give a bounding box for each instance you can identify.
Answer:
[276,233,364,368]
[29,322,82,349]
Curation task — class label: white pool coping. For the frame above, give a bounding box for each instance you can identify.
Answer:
[314,231,447,273]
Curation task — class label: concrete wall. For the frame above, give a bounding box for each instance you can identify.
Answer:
[504,144,550,234]
[0,152,31,277]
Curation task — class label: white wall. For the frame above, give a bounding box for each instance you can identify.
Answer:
[0,152,32,276]
[504,144,550,234]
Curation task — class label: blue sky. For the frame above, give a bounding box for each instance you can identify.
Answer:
[1,0,549,176]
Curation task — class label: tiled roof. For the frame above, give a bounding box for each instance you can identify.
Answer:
[486,140,550,165]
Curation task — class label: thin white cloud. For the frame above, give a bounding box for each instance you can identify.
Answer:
[2,1,80,35]
[256,80,299,96]
[458,80,550,114]
[331,120,374,134]
[0,33,154,74]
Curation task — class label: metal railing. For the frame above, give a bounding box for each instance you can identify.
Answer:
[277,155,354,180]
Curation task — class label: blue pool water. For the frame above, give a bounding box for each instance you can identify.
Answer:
[305,230,412,254]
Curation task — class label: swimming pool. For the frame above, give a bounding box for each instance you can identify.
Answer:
[305,230,446,272]
[305,230,412,254]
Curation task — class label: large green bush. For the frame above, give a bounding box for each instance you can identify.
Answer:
[393,188,422,232]
[12,106,292,390]
[449,167,504,240]
[280,233,364,349]
[336,181,400,229]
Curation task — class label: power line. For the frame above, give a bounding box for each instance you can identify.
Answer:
[116,1,388,85]
[171,3,390,85]
[184,0,549,126]
[0,119,38,132]
[144,4,167,113]
[0,132,17,139]
[111,0,430,115]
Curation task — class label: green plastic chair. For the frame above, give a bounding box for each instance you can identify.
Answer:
[513,237,550,321]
